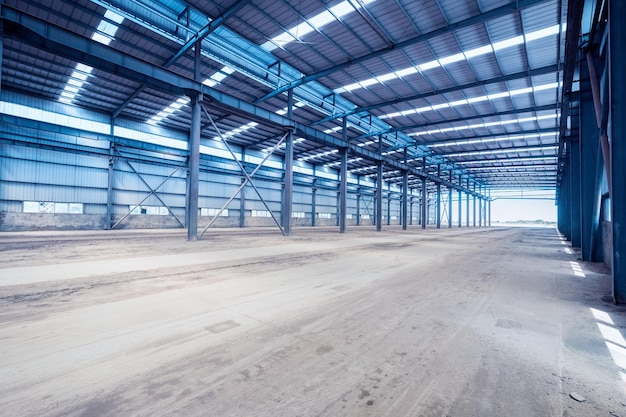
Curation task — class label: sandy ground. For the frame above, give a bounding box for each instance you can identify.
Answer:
[0,225,625,417]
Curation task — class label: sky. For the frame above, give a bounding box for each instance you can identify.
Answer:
[490,198,557,222]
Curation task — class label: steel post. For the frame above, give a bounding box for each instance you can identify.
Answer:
[339,145,347,234]
[610,0,626,303]
[402,148,408,230]
[376,137,383,232]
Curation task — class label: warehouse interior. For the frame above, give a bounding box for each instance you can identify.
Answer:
[1,0,625,415]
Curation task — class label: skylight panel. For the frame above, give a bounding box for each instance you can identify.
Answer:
[380,81,558,120]
[203,66,236,88]
[92,10,124,46]
[59,11,123,104]
[148,97,189,125]
[445,146,557,158]
[492,35,524,51]
[410,114,559,137]
[262,0,377,51]
[376,73,398,83]
[59,64,94,104]
[438,53,465,66]
[464,45,493,59]
[525,25,560,42]
[213,121,259,141]
[309,11,335,29]
[333,24,562,95]
[418,60,440,72]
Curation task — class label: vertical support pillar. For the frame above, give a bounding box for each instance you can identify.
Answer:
[473,183,477,227]
[402,148,408,230]
[488,190,491,227]
[478,186,483,227]
[283,90,294,236]
[188,94,201,241]
[458,175,462,227]
[571,120,582,248]
[339,146,347,233]
[436,165,441,229]
[421,157,427,229]
[356,189,361,226]
[448,171,453,228]
[386,192,391,225]
[580,52,602,261]
[187,40,202,241]
[410,194,414,226]
[610,0,626,303]
[106,120,115,230]
[466,179,470,227]
[311,178,317,226]
[376,136,383,232]
[239,177,246,227]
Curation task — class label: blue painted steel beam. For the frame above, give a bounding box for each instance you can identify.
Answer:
[258,0,549,102]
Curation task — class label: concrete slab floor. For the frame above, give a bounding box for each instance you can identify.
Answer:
[0,226,624,417]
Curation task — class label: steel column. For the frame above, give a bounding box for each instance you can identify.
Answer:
[487,190,491,227]
[466,179,470,227]
[610,0,626,303]
[283,90,294,236]
[187,93,201,240]
[458,175,462,227]
[339,146,347,234]
[436,165,441,229]
[421,157,427,229]
[312,179,317,226]
[402,148,408,230]
[448,172,453,228]
[571,127,582,248]
[106,122,114,230]
[580,56,601,259]
[356,190,361,226]
[473,183,477,227]
[376,137,383,232]
[478,186,483,227]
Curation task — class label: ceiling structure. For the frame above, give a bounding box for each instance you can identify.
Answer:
[1,0,569,193]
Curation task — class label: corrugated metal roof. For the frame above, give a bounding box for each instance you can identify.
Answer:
[1,0,568,190]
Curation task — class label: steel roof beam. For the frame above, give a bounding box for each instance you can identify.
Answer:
[258,0,549,103]
[112,0,252,118]
[312,65,560,125]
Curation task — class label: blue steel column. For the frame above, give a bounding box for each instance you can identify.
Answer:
[487,190,491,227]
[421,157,427,229]
[376,136,383,232]
[473,183,477,227]
[458,175,462,227]
[187,41,202,241]
[283,90,294,236]
[356,188,361,226]
[448,171,453,228]
[436,165,441,229]
[478,186,483,227]
[402,148,408,230]
[339,147,347,233]
[106,121,115,230]
[580,51,603,261]
[610,0,626,303]
[311,178,317,226]
[570,113,582,247]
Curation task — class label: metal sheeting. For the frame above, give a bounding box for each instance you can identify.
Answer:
[0,0,569,193]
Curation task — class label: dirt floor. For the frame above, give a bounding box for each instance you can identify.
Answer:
[0,225,625,417]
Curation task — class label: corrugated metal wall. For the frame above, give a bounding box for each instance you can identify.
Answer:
[0,95,405,230]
